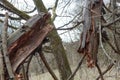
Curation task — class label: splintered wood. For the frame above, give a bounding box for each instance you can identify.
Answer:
[8,13,53,72]
[78,0,103,68]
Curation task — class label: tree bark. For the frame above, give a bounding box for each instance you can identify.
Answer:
[1,1,69,79]
[1,13,14,79]
[33,0,73,80]
[0,49,4,80]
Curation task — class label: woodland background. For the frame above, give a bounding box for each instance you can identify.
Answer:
[0,0,120,80]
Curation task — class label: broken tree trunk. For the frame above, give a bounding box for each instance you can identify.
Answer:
[78,0,105,79]
[78,0,103,67]
[7,13,53,73]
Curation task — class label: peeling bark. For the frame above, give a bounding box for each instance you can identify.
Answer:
[78,0,103,68]
[0,49,4,80]
[8,13,53,72]
[33,0,73,80]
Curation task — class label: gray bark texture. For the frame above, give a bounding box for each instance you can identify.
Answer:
[33,0,73,80]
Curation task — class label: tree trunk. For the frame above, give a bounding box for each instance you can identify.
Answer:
[0,49,4,80]
[32,0,73,80]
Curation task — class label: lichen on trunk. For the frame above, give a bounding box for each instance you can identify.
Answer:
[32,0,73,80]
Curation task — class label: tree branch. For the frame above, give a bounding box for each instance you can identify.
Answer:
[38,51,59,80]
[26,55,33,80]
[1,12,14,79]
[95,63,104,80]
[35,44,58,80]
[102,16,120,27]
[0,19,18,30]
[99,16,116,64]
[60,0,72,15]
[57,20,83,30]
[96,63,114,80]
[67,53,86,80]
[23,7,36,13]
[0,0,30,20]
[52,0,59,21]
[103,37,119,54]
[0,13,22,20]
[57,12,83,29]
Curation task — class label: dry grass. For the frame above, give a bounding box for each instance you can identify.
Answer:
[29,65,120,80]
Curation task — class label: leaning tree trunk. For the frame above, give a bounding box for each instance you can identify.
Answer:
[0,0,72,80]
[32,0,73,80]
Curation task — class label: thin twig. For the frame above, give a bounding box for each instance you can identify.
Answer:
[35,53,45,73]
[95,63,104,80]
[96,63,114,80]
[23,7,36,13]
[21,64,27,80]
[99,17,116,65]
[37,48,59,80]
[103,38,119,54]
[102,16,120,27]
[0,19,18,30]
[113,33,120,54]
[57,20,83,30]
[57,12,82,29]
[52,0,59,21]
[26,55,33,80]
[60,0,72,15]
[67,53,86,80]
[0,13,21,20]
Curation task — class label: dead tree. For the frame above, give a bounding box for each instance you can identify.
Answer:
[0,12,54,79]
[78,0,104,80]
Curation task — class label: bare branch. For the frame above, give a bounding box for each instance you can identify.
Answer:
[38,51,59,80]
[57,12,82,29]
[1,12,14,79]
[0,13,22,20]
[95,63,104,80]
[52,0,59,21]
[113,33,120,54]
[25,55,33,80]
[23,7,36,13]
[96,63,114,80]
[102,16,120,27]
[57,20,83,30]
[103,2,120,17]
[59,30,70,35]
[103,37,119,54]
[0,0,30,20]
[60,0,72,15]
[99,17,116,65]
[103,2,112,13]
[67,53,86,80]
[0,19,18,30]
[35,44,58,80]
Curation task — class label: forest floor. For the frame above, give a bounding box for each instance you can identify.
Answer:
[29,65,120,80]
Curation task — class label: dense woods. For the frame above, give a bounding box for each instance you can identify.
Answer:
[0,0,120,80]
